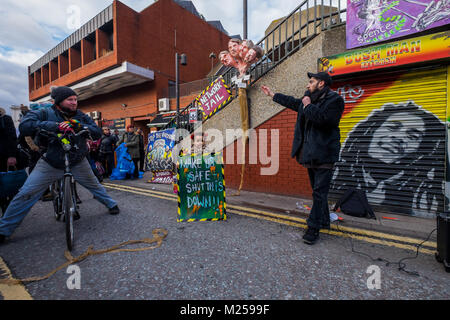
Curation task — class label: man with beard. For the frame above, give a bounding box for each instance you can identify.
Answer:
[0,86,120,244]
[261,72,344,245]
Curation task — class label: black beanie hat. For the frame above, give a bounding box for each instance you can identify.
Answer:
[51,86,77,105]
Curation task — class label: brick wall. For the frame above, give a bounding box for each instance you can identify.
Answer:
[30,0,230,137]
[222,108,312,198]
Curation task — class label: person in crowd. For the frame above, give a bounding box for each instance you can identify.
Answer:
[0,86,120,245]
[16,106,42,174]
[261,72,344,245]
[136,128,145,173]
[99,126,118,178]
[113,129,120,140]
[0,107,19,215]
[117,124,140,179]
[87,138,103,183]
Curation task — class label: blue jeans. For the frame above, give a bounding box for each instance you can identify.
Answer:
[0,158,117,237]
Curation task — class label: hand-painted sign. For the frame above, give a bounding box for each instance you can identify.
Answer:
[146,128,176,184]
[176,152,226,222]
[319,31,450,76]
[150,171,174,184]
[346,0,450,49]
[196,76,232,120]
[189,107,198,123]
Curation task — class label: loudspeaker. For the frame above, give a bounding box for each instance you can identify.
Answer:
[435,211,450,272]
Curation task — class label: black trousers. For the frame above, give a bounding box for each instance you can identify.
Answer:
[132,158,140,178]
[101,153,115,177]
[307,168,333,230]
[139,151,145,172]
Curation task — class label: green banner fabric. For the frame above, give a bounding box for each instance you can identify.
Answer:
[177,152,226,222]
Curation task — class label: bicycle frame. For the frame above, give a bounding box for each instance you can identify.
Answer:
[39,128,91,251]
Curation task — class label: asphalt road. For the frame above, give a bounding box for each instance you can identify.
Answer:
[0,180,449,302]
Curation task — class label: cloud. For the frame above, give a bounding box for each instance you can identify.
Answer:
[0,52,31,113]
[194,0,304,41]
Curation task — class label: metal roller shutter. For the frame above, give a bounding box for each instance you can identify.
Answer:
[330,66,448,218]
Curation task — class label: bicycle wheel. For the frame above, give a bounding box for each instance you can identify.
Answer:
[51,181,62,221]
[63,176,75,251]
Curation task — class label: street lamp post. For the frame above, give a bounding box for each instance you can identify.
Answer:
[175,53,187,128]
[243,0,248,39]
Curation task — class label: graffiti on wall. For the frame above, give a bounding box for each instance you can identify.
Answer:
[330,68,447,217]
[332,101,445,215]
[446,111,450,210]
[346,0,450,49]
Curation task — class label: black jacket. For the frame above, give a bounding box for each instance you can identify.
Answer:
[19,106,102,169]
[273,88,344,165]
[0,113,18,159]
[99,134,118,154]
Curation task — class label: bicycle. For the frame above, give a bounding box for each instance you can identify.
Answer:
[49,175,81,222]
[39,128,91,251]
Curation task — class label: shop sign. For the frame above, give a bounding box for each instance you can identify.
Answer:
[319,31,450,76]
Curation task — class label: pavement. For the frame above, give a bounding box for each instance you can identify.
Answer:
[113,171,438,243]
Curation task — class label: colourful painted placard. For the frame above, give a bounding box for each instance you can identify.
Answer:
[319,31,450,76]
[346,0,450,49]
[196,76,232,120]
[146,128,176,184]
[176,153,226,222]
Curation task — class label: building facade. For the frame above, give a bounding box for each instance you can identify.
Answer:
[28,0,230,140]
[221,19,449,219]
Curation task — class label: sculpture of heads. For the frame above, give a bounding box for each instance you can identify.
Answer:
[228,38,242,58]
[221,38,264,78]
[244,45,263,64]
[219,50,237,68]
[239,39,254,60]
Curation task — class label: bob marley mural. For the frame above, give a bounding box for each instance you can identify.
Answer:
[330,68,447,217]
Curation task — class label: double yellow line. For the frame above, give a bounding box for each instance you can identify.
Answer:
[0,257,33,300]
[103,182,436,255]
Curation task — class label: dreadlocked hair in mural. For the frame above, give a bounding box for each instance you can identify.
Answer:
[331,101,445,217]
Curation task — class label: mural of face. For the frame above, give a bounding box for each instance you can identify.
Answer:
[331,100,445,217]
[368,112,425,164]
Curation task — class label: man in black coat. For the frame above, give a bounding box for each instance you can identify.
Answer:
[0,107,18,172]
[261,72,344,245]
[99,127,118,178]
[0,107,19,214]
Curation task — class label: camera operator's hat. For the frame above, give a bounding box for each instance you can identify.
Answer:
[307,71,332,86]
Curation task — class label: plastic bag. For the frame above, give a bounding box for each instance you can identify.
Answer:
[0,168,28,197]
[110,144,135,180]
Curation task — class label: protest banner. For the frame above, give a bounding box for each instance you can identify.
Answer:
[146,128,176,184]
[176,152,226,222]
[196,76,232,120]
